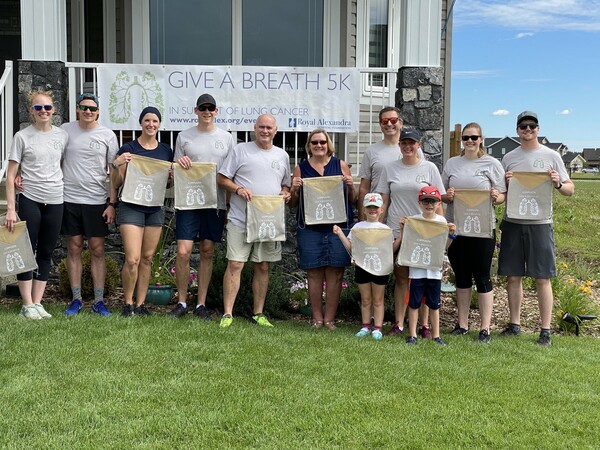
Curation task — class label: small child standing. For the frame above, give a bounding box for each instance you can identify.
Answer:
[334,193,400,340]
[398,186,456,346]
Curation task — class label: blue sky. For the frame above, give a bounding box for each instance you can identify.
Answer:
[450,0,600,152]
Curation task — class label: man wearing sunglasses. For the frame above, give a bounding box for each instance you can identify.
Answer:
[357,107,404,220]
[61,93,119,316]
[169,93,234,319]
[498,111,574,346]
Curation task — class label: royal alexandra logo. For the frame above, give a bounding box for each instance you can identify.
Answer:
[108,71,164,124]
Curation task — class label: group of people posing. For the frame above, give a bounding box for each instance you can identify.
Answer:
[6,91,573,347]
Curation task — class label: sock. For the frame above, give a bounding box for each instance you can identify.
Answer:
[71,286,82,301]
[541,328,551,334]
[94,288,104,303]
[362,323,371,329]
[373,325,382,331]
[179,302,187,308]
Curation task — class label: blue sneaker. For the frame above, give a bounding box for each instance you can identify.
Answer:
[92,300,112,316]
[65,299,83,316]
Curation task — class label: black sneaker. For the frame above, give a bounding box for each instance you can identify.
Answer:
[451,325,469,335]
[500,323,521,336]
[169,303,188,318]
[478,329,491,343]
[193,304,212,320]
[121,303,134,317]
[406,336,418,345]
[537,330,552,347]
[134,304,151,316]
[434,337,447,346]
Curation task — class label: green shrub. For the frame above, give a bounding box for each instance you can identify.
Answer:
[58,250,120,298]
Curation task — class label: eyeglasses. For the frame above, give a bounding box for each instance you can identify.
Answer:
[197,104,216,112]
[518,124,538,130]
[310,140,327,146]
[79,105,99,112]
[380,117,400,125]
[461,135,480,141]
[32,104,53,111]
[420,198,439,205]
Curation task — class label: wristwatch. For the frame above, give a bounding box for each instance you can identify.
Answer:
[107,201,117,208]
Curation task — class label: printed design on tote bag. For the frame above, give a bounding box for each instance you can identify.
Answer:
[185,188,206,206]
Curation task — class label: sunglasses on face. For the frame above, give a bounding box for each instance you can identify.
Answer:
[310,140,327,146]
[420,198,439,205]
[79,105,99,112]
[518,124,538,130]
[32,104,53,111]
[197,104,216,112]
[462,135,480,141]
[380,117,400,125]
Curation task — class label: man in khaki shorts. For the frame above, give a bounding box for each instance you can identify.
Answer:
[216,114,291,328]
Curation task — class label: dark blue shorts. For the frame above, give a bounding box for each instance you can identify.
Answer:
[175,208,225,242]
[296,226,351,270]
[498,221,556,278]
[408,278,441,310]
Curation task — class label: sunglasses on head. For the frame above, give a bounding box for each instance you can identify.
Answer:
[518,123,538,130]
[32,104,53,111]
[197,104,216,112]
[461,135,480,141]
[310,140,327,146]
[380,117,400,125]
[79,105,98,112]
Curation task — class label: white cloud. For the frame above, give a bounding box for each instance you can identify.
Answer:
[557,109,572,115]
[492,109,510,116]
[516,32,535,39]
[452,69,499,79]
[455,1,600,32]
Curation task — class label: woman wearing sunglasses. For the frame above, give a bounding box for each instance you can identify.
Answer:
[289,129,356,329]
[441,122,506,343]
[5,90,69,319]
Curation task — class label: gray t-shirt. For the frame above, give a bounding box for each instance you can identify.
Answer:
[219,141,291,228]
[358,141,400,190]
[9,125,68,204]
[175,126,234,210]
[375,158,445,237]
[442,154,506,223]
[61,121,119,204]
[501,144,569,225]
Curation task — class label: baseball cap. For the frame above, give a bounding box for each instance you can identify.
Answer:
[517,111,538,125]
[196,93,216,107]
[400,128,420,142]
[77,93,99,105]
[418,185,441,202]
[363,193,383,208]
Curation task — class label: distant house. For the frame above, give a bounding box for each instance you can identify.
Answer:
[582,148,600,168]
[484,136,559,161]
[562,152,586,172]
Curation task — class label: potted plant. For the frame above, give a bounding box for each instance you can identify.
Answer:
[145,210,176,305]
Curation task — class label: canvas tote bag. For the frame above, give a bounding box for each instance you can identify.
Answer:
[120,154,171,207]
[453,189,494,238]
[302,175,346,225]
[351,227,394,276]
[246,195,286,243]
[506,172,552,220]
[173,162,218,210]
[0,219,37,277]
[397,217,448,271]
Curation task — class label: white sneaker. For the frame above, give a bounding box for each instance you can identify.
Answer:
[20,305,42,320]
[33,304,52,318]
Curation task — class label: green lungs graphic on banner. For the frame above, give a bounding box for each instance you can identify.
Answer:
[453,189,493,238]
[302,175,346,225]
[173,163,218,210]
[506,172,552,220]
[351,228,393,276]
[246,196,286,243]
[121,155,171,207]
[397,217,448,271]
[0,220,38,277]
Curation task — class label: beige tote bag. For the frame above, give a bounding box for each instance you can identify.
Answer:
[246,195,286,243]
[173,162,218,210]
[121,154,171,207]
[302,175,346,225]
[453,189,494,238]
[506,172,552,220]
[351,227,394,276]
[397,217,448,271]
[0,220,38,277]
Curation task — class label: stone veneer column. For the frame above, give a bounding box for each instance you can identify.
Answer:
[396,66,444,170]
[17,60,68,129]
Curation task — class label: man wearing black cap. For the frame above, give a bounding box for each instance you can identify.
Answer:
[498,111,574,346]
[61,93,119,316]
[169,93,234,319]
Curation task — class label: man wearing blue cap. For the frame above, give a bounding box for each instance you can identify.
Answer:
[61,93,119,316]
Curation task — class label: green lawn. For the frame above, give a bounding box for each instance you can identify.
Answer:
[1,309,599,449]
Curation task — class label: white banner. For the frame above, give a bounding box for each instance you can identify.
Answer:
[97,64,360,132]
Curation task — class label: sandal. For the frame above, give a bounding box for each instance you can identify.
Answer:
[311,320,323,329]
[324,321,337,330]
